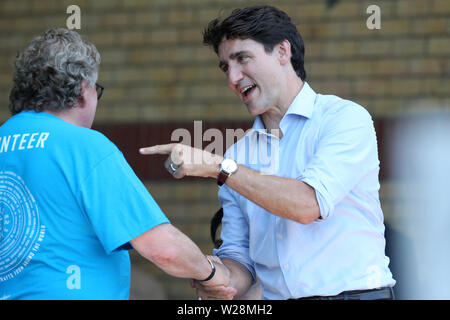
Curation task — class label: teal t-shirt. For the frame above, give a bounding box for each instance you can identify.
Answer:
[0,111,169,299]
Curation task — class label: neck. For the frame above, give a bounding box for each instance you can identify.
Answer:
[261,77,304,138]
[44,107,90,128]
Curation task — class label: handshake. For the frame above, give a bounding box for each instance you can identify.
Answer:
[190,256,238,300]
[139,143,257,300]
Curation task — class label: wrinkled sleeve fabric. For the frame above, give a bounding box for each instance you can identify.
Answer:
[79,150,170,255]
[298,103,379,221]
[213,185,256,281]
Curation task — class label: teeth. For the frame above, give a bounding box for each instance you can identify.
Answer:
[241,85,254,94]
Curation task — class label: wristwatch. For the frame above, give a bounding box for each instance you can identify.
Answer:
[217,158,238,186]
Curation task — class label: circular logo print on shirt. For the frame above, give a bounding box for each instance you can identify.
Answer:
[0,171,45,282]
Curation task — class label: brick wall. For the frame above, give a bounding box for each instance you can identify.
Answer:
[1,0,448,123]
[0,0,449,299]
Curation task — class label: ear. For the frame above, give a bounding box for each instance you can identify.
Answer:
[277,40,292,66]
[77,80,88,109]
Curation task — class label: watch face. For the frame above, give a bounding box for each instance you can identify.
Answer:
[222,159,237,173]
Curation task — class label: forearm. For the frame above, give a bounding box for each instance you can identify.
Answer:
[221,258,253,297]
[131,224,215,281]
[139,143,320,223]
[152,229,211,280]
[225,165,320,224]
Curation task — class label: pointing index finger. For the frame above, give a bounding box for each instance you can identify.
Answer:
[139,143,176,155]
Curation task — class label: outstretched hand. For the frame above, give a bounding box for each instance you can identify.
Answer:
[139,143,223,179]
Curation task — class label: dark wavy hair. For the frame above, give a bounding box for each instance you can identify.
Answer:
[203,5,306,81]
[9,28,100,115]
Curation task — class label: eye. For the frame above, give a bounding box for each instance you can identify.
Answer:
[219,63,229,73]
[237,55,249,63]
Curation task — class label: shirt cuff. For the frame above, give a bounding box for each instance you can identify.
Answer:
[298,176,333,222]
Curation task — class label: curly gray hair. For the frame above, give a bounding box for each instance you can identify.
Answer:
[9,28,101,115]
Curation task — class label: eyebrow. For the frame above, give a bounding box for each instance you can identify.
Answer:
[218,51,251,70]
[229,50,249,60]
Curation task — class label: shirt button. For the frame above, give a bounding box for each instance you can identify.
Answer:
[285,264,289,270]
[277,234,283,240]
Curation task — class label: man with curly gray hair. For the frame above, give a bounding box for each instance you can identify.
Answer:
[9,28,101,119]
[0,28,231,299]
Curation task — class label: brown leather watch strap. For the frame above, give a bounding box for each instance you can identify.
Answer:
[217,170,228,186]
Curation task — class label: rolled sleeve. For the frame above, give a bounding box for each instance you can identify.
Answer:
[213,185,256,281]
[298,103,379,221]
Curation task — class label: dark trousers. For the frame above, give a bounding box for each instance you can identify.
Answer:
[296,287,395,300]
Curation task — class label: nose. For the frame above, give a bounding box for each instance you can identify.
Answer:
[227,65,244,90]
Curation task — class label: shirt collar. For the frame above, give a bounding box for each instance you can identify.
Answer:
[250,81,316,135]
[284,81,316,119]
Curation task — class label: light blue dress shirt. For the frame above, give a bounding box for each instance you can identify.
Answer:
[214,82,395,299]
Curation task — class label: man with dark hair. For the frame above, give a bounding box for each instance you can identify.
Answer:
[140,5,395,300]
[203,5,307,81]
[0,28,230,299]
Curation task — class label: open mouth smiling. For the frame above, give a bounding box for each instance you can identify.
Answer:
[240,84,257,101]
